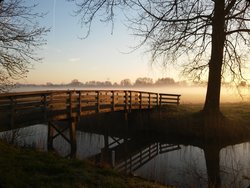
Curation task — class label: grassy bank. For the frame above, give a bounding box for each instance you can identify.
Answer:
[0,141,170,188]
[178,102,250,123]
[151,102,250,146]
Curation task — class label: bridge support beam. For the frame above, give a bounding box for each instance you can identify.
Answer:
[47,118,78,158]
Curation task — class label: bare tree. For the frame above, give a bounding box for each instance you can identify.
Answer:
[120,78,132,86]
[155,77,175,86]
[69,0,250,115]
[134,77,153,86]
[0,0,48,91]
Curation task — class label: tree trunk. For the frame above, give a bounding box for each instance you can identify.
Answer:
[203,0,226,115]
[204,145,221,188]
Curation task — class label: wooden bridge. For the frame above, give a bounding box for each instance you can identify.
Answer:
[0,90,181,157]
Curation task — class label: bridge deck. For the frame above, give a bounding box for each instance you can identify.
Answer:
[0,90,181,130]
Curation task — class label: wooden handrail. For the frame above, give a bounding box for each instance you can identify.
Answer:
[0,90,181,128]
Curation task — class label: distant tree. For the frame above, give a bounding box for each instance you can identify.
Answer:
[46,82,54,86]
[113,82,119,86]
[70,0,250,115]
[134,77,153,86]
[69,79,82,86]
[120,79,132,87]
[155,78,175,86]
[96,81,103,86]
[85,81,96,86]
[104,81,112,86]
[0,0,48,92]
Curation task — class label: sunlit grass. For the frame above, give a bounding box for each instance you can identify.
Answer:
[220,102,250,123]
[177,102,250,124]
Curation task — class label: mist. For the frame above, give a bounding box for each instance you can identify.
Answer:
[10,85,250,104]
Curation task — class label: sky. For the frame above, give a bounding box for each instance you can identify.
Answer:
[22,0,180,85]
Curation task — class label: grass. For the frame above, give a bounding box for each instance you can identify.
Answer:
[151,102,250,146]
[0,140,171,188]
[220,102,250,123]
[160,102,250,119]
[178,102,250,123]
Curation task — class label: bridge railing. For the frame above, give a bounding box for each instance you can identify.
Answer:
[0,90,180,129]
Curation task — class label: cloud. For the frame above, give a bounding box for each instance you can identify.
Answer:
[69,58,81,62]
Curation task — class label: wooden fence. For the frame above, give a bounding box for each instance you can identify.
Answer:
[0,90,181,129]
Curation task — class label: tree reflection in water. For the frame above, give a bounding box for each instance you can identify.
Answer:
[86,117,250,188]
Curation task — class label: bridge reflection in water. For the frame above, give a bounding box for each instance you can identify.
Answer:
[88,134,181,173]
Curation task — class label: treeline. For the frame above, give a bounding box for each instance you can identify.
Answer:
[16,77,188,87]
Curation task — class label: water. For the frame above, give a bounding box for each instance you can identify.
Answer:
[1,124,250,188]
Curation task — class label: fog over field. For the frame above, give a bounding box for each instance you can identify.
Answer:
[11,85,250,104]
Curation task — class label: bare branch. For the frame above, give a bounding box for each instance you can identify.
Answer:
[70,0,250,85]
[0,0,49,92]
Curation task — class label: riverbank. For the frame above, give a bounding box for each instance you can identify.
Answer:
[151,103,250,147]
[0,141,172,188]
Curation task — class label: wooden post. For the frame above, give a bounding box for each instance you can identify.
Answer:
[42,94,47,122]
[78,91,81,118]
[69,91,77,158]
[49,92,53,115]
[129,91,132,111]
[125,91,128,111]
[47,121,54,151]
[69,91,73,118]
[159,94,162,109]
[156,93,159,108]
[177,95,180,105]
[101,132,109,163]
[139,92,142,109]
[148,93,151,109]
[96,91,100,113]
[112,91,115,111]
[69,118,77,158]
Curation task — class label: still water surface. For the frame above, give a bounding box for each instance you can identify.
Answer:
[1,124,250,188]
